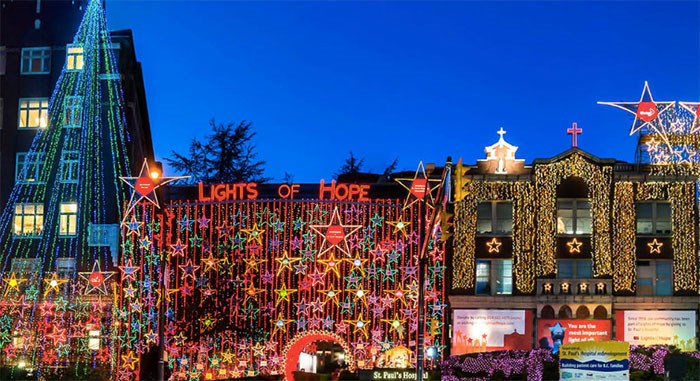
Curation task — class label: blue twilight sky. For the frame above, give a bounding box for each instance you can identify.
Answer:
[106,1,700,182]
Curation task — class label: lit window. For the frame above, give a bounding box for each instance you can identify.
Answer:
[63,96,82,128]
[20,47,51,74]
[59,151,80,183]
[13,203,43,237]
[557,199,591,234]
[476,201,512,234]
[557,259,592,279]
[476,260,490,295]
[636,202,671,235]
[637,260,672,296]
[18,98,49,129]
[86,324,101,350]
[66,45,84,71]
[475,259,512,295]
[59,203,78,237]
[15,152,44,183]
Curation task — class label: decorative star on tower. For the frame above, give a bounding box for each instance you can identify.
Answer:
[120,158,189,222]
[309,207,362,257]
[78,260,115,295]
[598,81,674,136]
[395,161,442,210]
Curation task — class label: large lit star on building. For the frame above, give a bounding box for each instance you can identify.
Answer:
[309,207,361,257]
[241,222,265,246]
[78,260,114,295]
[598,81,674,136]
[395,161,442,210]
[346,313,370,339]
[679,101,700,134]
[120,158,189,221]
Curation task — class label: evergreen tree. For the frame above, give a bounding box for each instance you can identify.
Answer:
[166,119,269,184]
[334,151,364,179]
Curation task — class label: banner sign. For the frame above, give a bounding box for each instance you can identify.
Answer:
[451,309,532,354]
[537,319,612,354]
[615,310,696,351]
[560,341,630,381]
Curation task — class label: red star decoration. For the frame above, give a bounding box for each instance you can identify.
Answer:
[309,207,361,257]
[78,260,115,295]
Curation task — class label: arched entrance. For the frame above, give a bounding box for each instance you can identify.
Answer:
[282,330,355,381]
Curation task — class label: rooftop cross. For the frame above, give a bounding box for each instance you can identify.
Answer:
[567,122,583,147]
[497,127,506,139]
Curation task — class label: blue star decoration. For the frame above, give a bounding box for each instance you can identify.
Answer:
[120,158,189,222]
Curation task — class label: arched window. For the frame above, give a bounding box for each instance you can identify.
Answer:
[558,305,573,319]
[575,305,590,319]
[593,305,608,319]
[541,305,555,319]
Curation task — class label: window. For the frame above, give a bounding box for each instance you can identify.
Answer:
[15,152,44,183]
[636,202,671,235]
[56,257,76,273]
[59,151,80,183]
[63,96,82,128]
[66,45,84,71]
[88,327,101,350]
[20,47,51,74]
[18,98,49,128]
[11,258,38,273]
[557,199,591,234]
[557,259,593,279]
[476,201,512,234]
[13,203,43,237]
[637,260,672,296]
[59,203,78,236]
[476,259,513,295]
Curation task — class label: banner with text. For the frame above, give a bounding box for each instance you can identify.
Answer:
[560,341,630,381]
[451,309,532,354]
[615,310,696,351]
[537,319,612,353]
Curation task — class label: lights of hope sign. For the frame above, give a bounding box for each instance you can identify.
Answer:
[451,310,531,354]
[560,341,630,381]
[615,310,697,351]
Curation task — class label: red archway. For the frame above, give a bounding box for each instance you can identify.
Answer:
[282,330,355,381]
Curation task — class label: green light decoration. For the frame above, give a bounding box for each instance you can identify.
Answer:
[0,0,131,377]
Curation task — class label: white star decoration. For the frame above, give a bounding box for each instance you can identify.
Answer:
[309,207,361,258]
[394,161,441,210]
[598,81,674,137]
[120,158,189,221]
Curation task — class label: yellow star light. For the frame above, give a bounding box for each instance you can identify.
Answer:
[345,253,368,276]
[241,222,265,246]
[270,313,294,336]
[274,283,297,306]
[346,313,370,339]
[317,252,343,278]
[647,238,664,254]
[309,207,362,257]
[243,257,267,274]
[387,216,411,238]
[486,237,502,253]
[43,273,69,297]
[381,313,407,338]
[385,286,411,307]
[2,272,26,297]
[274,250,302,275]
[317,286,342,306]
[200,252,222,272]
[395,161,441,210]
[242,284,265,304]
[567,238,583,253]
[346,287,369,306]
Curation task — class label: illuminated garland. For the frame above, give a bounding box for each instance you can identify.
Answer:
[534,153,613,277]
[0,0,130,376]
[612,182,636,293]
[452,181,536,293]
[668,184,697,292]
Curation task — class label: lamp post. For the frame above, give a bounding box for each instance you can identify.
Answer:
[417,157,451,381]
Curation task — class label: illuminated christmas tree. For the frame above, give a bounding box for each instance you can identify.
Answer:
[0,0,131,377]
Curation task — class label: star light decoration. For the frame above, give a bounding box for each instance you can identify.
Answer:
[598,81,674,137]
[486,237,502,253]
[119,158,189,221]
[647,238,664,254]
[566,238,583,254]
[395,161,442,210]
[2,272,27,297]
[78,260,115,295]
[43,273,69,297]
[309,207,362,257]
[679,101,700,133]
